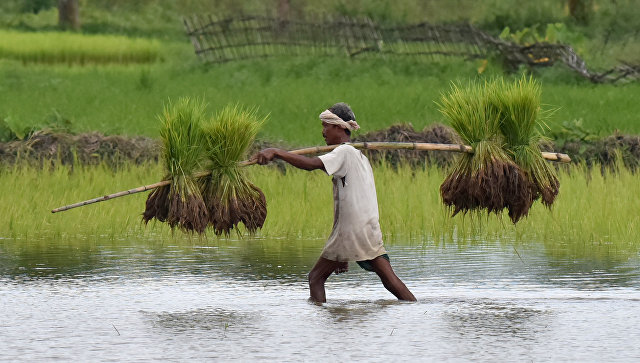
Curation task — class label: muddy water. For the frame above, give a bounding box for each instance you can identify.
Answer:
[1,238,639,362]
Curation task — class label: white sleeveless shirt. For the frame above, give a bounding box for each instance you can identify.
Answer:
[318,144,387,262]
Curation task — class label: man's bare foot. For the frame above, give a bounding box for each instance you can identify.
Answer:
[334,262,348,274]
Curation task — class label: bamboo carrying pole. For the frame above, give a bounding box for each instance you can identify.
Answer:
[51,142,571,213]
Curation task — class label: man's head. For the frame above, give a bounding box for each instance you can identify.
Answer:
[328,103,356,137]
[320,102,357,145]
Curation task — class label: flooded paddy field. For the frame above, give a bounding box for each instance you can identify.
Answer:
[1,238,639,362]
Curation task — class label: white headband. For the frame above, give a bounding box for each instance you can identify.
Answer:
[319,109,360,131]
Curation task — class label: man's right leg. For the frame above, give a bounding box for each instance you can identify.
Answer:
[308,257,343,303]
[369,256,417,301]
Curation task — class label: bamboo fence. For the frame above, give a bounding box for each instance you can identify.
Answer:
[183,14,639,83]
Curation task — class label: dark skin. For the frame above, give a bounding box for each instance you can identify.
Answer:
[254,122,416,303]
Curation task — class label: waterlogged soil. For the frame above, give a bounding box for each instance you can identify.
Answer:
[1,238,639,361]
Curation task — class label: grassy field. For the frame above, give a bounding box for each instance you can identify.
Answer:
[0,30,161,65]
[2,162,638,252]
[0,0,638,144]
[2,55,639,146]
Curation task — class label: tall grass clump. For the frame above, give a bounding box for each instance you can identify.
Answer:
[201,105,266,236]
[488,76,559,206]
[438,80,535,223]
[143,97,208,233]
[0,30,160,65]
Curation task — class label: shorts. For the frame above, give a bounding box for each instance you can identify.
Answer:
[356,254,390,272]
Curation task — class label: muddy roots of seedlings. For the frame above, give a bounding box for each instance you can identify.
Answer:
[142,183,170,223]
[440,157,537,223]
[503,165,538,223]
[166,190,209,234]
[533,173,560,207]
[143,182,209,233]
[241,183,267,232]
[205,182,267,236]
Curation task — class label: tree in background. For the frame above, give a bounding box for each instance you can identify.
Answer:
[568,0,592,24]
[23,0,55,13]
[278,0,290,20]
[58,0,79,30]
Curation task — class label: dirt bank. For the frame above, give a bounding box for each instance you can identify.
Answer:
[0,130,160,168]
[2,126,639,172]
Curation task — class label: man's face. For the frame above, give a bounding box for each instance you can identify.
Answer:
[322,122,345,145]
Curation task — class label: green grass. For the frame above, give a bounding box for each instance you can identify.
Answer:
[2,162,638,253]
[1,55,639,146]
[0,30,161,64]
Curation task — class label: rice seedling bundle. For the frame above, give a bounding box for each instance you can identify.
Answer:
[488,76,559,207]
[201,105,266,236]
[438,79,537,223]
[142,97,209,233]
[141,99,266,236]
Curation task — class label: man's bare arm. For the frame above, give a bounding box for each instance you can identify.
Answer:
[254,148,325,171]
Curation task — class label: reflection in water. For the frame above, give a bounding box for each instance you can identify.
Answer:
[0,244,100,279]
[0,238,322,282]
[540,238,640,287]
[3,238,639,290]
[537,262,640,289]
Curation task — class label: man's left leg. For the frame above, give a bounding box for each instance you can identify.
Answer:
[369,256,417,301]
[308,257,343,303]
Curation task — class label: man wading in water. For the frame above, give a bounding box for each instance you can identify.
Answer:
[254,103,416,303]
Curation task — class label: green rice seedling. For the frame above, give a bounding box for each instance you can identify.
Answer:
[488,76,559,206]
[438,80,535,223]
[143,97,209,233]
[201,105,266,236]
